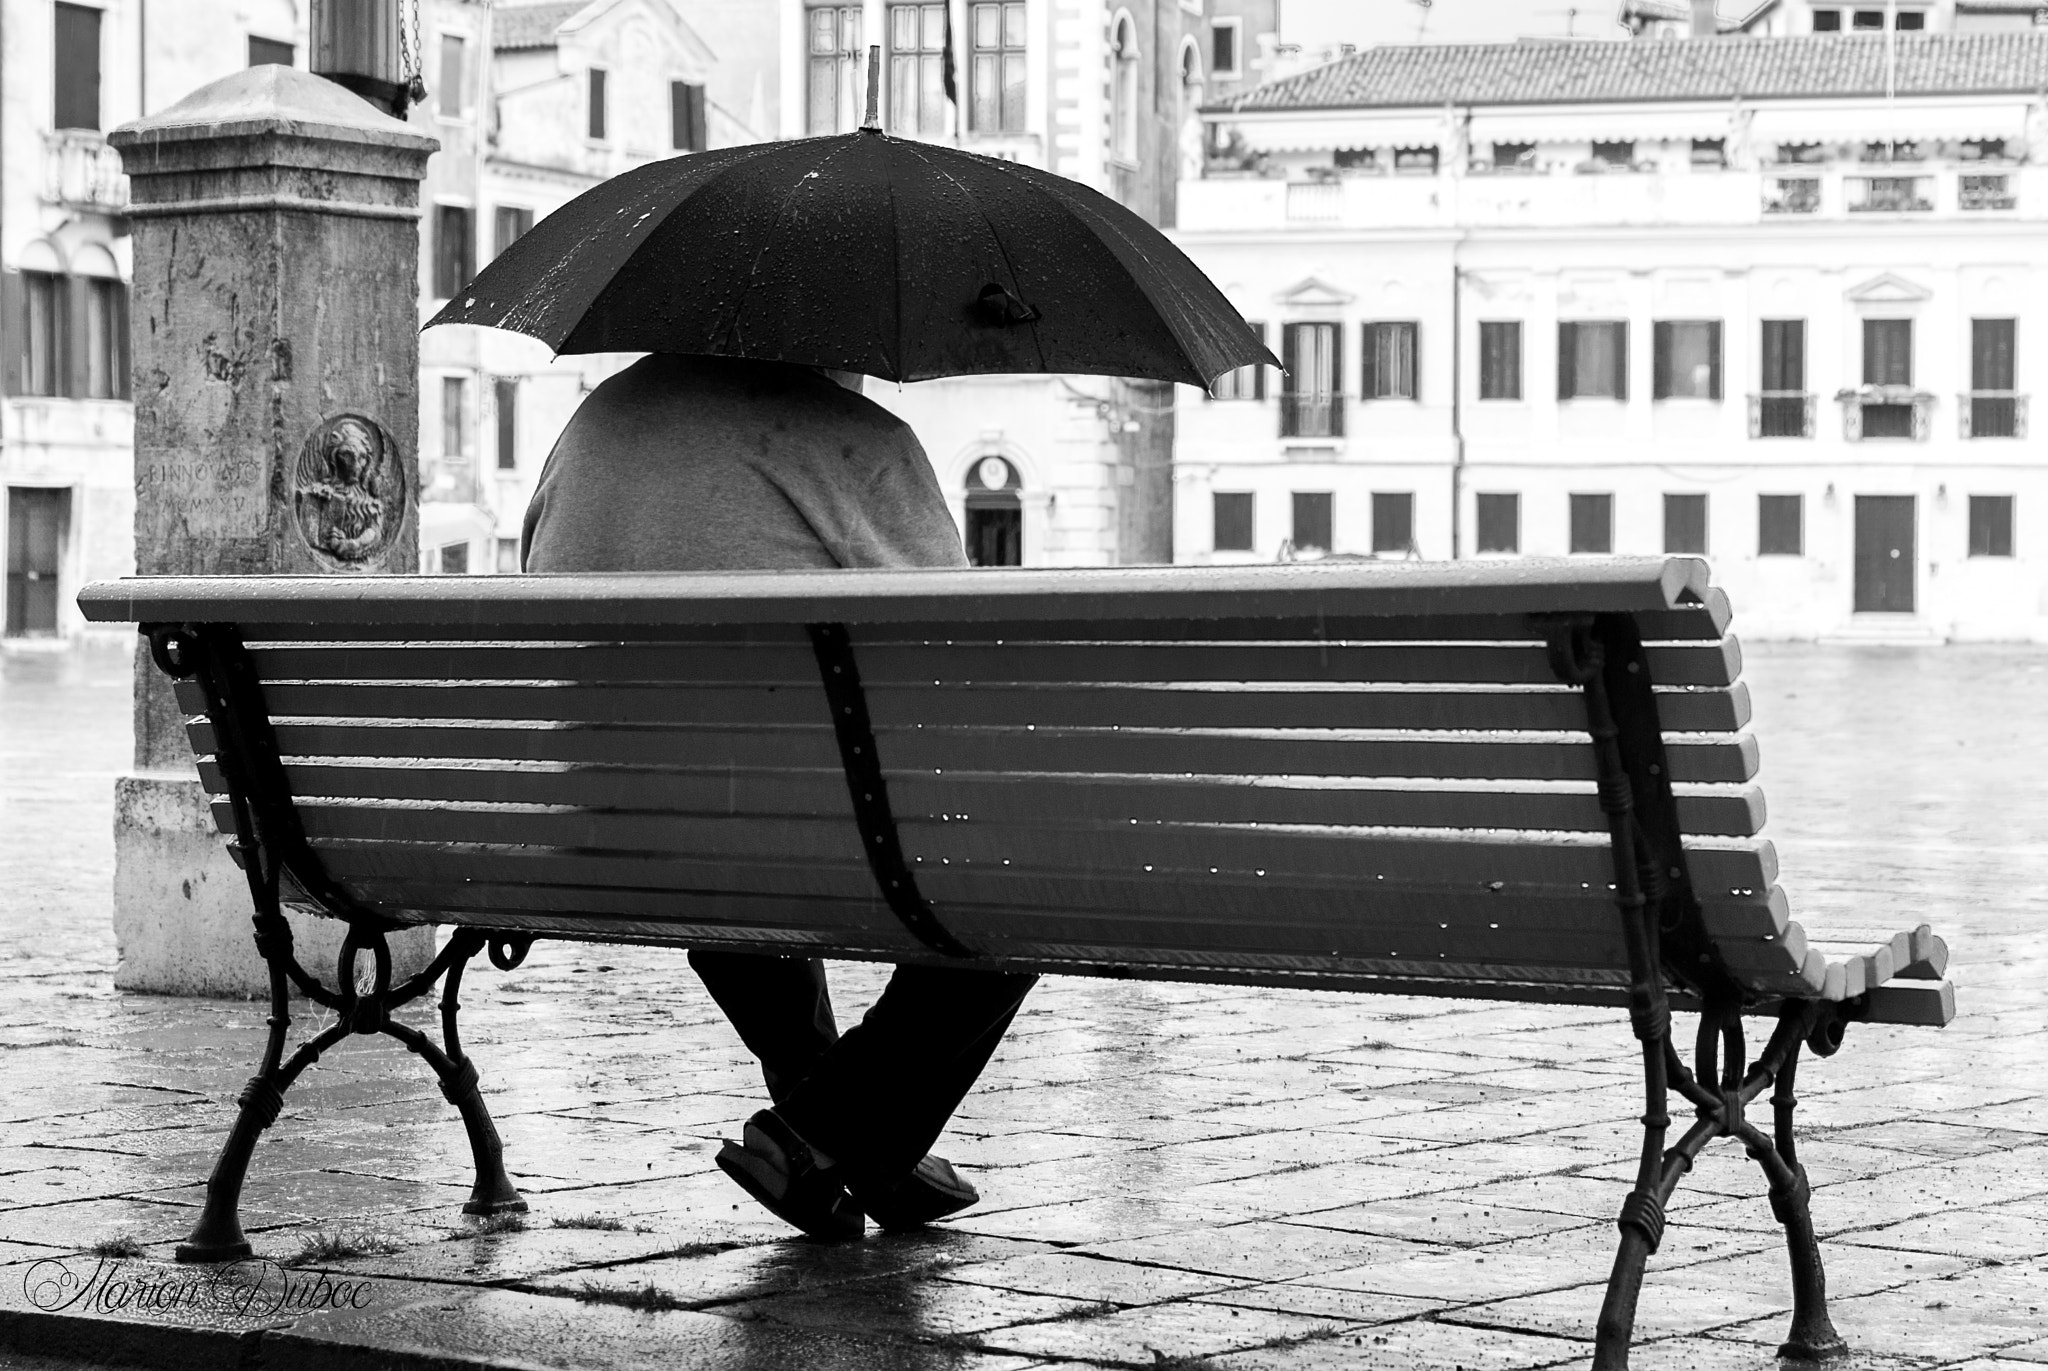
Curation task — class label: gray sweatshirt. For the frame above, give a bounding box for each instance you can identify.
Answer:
[523,355,967,573]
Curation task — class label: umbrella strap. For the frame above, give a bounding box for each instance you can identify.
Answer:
[807,622,976,958]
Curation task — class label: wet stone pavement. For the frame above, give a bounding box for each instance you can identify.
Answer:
[0,640,2044,1371]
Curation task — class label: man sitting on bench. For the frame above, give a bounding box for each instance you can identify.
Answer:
[522,353,1037,1241]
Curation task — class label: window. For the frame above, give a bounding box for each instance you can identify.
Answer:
[438,542,470,574]
[1758,319,1809,438]
[55,3,101,130]
[1895,8,1925,28]
[82,278,122,400]
[1492,141,1534,171]
[1850,176,1931,212]
[1764,176,1821,215]
[808,4,864,135]
[1559,322,1627,400]
[494,378,518,470]
[1664,493,1707,555]
[888,3,947,136]
[1292,492,1332,553]
[969,2,1026,133]
[442,376,469,462]
[1969,319,2018,439]
[1960,174,2015,211]
[671,81,708,151]
[1211,18,1240,77]
[1279,322,1342,438]
[248,36,294,67]
[588,67,608,140]
[438,35,465,116]
[1210,322,1266,400]
[1371,493,1414,556]
[433,205,474,299]
[1852,8,1884,28]
[1864,319,1913,386]
[1361,322,1417,401]
[1591,140,1635,170]
[1759,495,1803,555]
[1969,496,2014,557]
[1213,492,1253,552]
[1392,147,1438,174]
[1690,138,1726,168]
[1570,494,1614,554]
[22,273,61,398]
[1476,493,1519,554]
[1652,321,1722,401]
[1960,139,2012,163]
[492,205,533,259]
[1776,142,1825,165]
[1478,322,1522,400]
[1812,8,1841,29]
[1112,16,1138,162]
[495,538,521,574]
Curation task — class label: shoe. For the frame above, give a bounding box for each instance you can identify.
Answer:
[851,1153,980,1232]
[715,1111,865,1242]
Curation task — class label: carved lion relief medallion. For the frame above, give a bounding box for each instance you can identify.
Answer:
[292,413,408,565]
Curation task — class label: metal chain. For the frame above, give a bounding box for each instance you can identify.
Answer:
[398,0,427,110]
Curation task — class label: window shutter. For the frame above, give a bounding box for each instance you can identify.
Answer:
[1557,322,1576,399]
[63,275,90,400]
[1251,322,1267,400]
[1652,321,1671,400]
[1614,322,1628,401]
[1405,322,1419,400]
[1329,326,1345,434]
[0,271,23,398]
[1707,321,1723,401]
[688,83,708,151]
[1359,322,1380,399]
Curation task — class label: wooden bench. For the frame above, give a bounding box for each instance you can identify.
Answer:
[79,558,1954,1370]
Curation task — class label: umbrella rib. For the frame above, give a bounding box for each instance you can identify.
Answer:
[891,141,1052,375]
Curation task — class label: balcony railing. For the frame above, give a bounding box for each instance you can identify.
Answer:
[1961,391,2027,439]
[1284,181,1341,223]
[1960,174,2016,211]
[42,130,127,213]
[1279,392,1344,439]
[1848,176,1932,213]
[1763,177,1820,215]
[1748,391,1816,439]
[1837,386,1934,441]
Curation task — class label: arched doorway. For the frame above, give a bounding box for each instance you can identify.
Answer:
[964,455,1023,566]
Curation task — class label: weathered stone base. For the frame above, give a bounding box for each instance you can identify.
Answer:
[113,773,433,997]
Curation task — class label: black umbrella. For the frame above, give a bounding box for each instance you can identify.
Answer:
[426,58,1273,388]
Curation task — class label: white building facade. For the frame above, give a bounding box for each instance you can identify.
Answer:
[1175,26,2048,640]
[0,0,302,641]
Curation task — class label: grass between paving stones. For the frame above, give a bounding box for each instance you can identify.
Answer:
[88,1236,145,1258]
[548,1214,654,1234]
[289,1225,408,1265]
[570,1282,693,1313]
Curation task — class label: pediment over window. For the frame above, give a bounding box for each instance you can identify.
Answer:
[1274,276,1355,309]
[1845,273,1932,304]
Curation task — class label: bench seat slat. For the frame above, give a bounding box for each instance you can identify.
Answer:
[228,799,1774,895]
[332,873,1649,967]
[220,601,1730,646]
[186,720,1762,786]
[198,760,1768,839]
[241,638,1744,689]
[187,679,1753,735]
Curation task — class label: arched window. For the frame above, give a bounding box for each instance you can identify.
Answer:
[964,454,1023,566]
[71,243,129,402]
[1110,14,1138,164]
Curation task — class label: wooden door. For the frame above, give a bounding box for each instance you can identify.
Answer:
[1853,495,1916,614]
[5,488,63,636]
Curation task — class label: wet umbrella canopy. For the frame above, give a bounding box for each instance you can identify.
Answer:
[426,125,1276,388]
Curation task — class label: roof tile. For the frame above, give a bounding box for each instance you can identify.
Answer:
[1219,32,2048,112]
[494,1,587,51]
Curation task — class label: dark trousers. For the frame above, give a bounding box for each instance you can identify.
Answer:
[688,950,1035,1184]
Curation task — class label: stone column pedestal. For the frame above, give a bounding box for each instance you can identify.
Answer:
[106,67,438,995]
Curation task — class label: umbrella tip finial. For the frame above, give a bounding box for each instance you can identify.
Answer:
[863,44,882,131]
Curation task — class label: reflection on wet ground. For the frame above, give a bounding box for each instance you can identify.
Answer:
[1,641,2043,1369]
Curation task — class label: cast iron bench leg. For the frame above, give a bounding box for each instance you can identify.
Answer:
[1755,1035,1845,1360]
